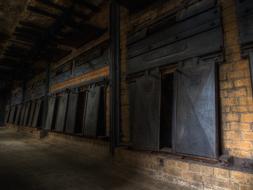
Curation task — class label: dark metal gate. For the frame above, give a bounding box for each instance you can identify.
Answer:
[83,86,101,137]
[32,99,42,128]
[19,104,26,126]
[8,106,16,124]
[44,96,56,130]
[23,102,31,126]
[174,61,218,158]
[54,93,69,132]
[14,105,22,125]
[28,101,36,127]
[65,92,79,134]
[4,106,10,124]
[129,70,161,151]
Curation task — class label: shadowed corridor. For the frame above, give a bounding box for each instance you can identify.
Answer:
[0,127,188,190]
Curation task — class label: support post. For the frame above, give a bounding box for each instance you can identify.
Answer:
[109,0,121,154]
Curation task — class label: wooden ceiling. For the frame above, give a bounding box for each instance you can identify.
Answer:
[0,0,108,80]
[118,0,160,12]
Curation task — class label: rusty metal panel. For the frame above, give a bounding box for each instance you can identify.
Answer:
[19,104,26,126]
[4,106,10,124]
[174,61,218,158]
[44,96,56,130]
[32,99,42,128]
[8,106,16,124]
[127,1,222,74]
[65,92,79,134]
[83,86,101,137]
[23,102,31,126]
[129,70,161,151]
[14,105,22,125]
[54,94,69,132]
[27,101,36,127]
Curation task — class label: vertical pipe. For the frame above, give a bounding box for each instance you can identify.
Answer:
[109,0,120,154]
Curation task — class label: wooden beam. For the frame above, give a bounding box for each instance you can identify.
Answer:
[15,27,44,36]
[27,6,59,18]
[14,32,39,41]
[10,40,33,47]
[37,0,66,11]
[19,21,46,31]
[53,33,108,69]
[37,0,89,19]
[75,0,99,12]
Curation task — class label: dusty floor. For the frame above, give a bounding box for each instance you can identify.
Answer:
[0,127,189,190]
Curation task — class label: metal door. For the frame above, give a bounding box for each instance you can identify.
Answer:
[8,106,16,124]
[14,105,22,125]
[4,106,10,124]
[44,97,56,130]
[174,61,218,158]
[54,94,69,132]
[129,70,161,151]
[19,104,26,126]
[83,86,101,137]
[28,101,36,126]
[65,92,79,134]
[23,102,31,126]
[32,99,42,128]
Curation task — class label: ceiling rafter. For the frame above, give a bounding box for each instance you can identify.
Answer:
[27,5,59,18]
[75,0,99,12]
[0,0,106,79]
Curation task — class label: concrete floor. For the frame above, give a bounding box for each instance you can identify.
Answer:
[0,127,188,190]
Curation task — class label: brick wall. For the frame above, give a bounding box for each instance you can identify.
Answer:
[115,149,253,190]
[220,0,253,159]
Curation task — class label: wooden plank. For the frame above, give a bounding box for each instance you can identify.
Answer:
[128,28,222,74]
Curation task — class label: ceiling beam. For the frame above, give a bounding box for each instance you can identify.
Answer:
[15,27,44,37]
[13,32,40,41]
[10,40,33,47]
[75,0,99,12]
[27,6,59,18]
[37,0,66,11]
[37,0,89,19]
[19,21,47,31]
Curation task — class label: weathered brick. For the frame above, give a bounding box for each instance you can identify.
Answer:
[222,97,238,106]
[234,79,251,88]
[225,113,240,122]
[227,88,247,97]
[227,70,248,80]
[241,114,253,122]
[231,106,248,113]
[220,81,234,90]
[214,168,230,179]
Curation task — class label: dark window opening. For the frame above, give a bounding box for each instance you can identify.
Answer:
[160,73,174,151]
